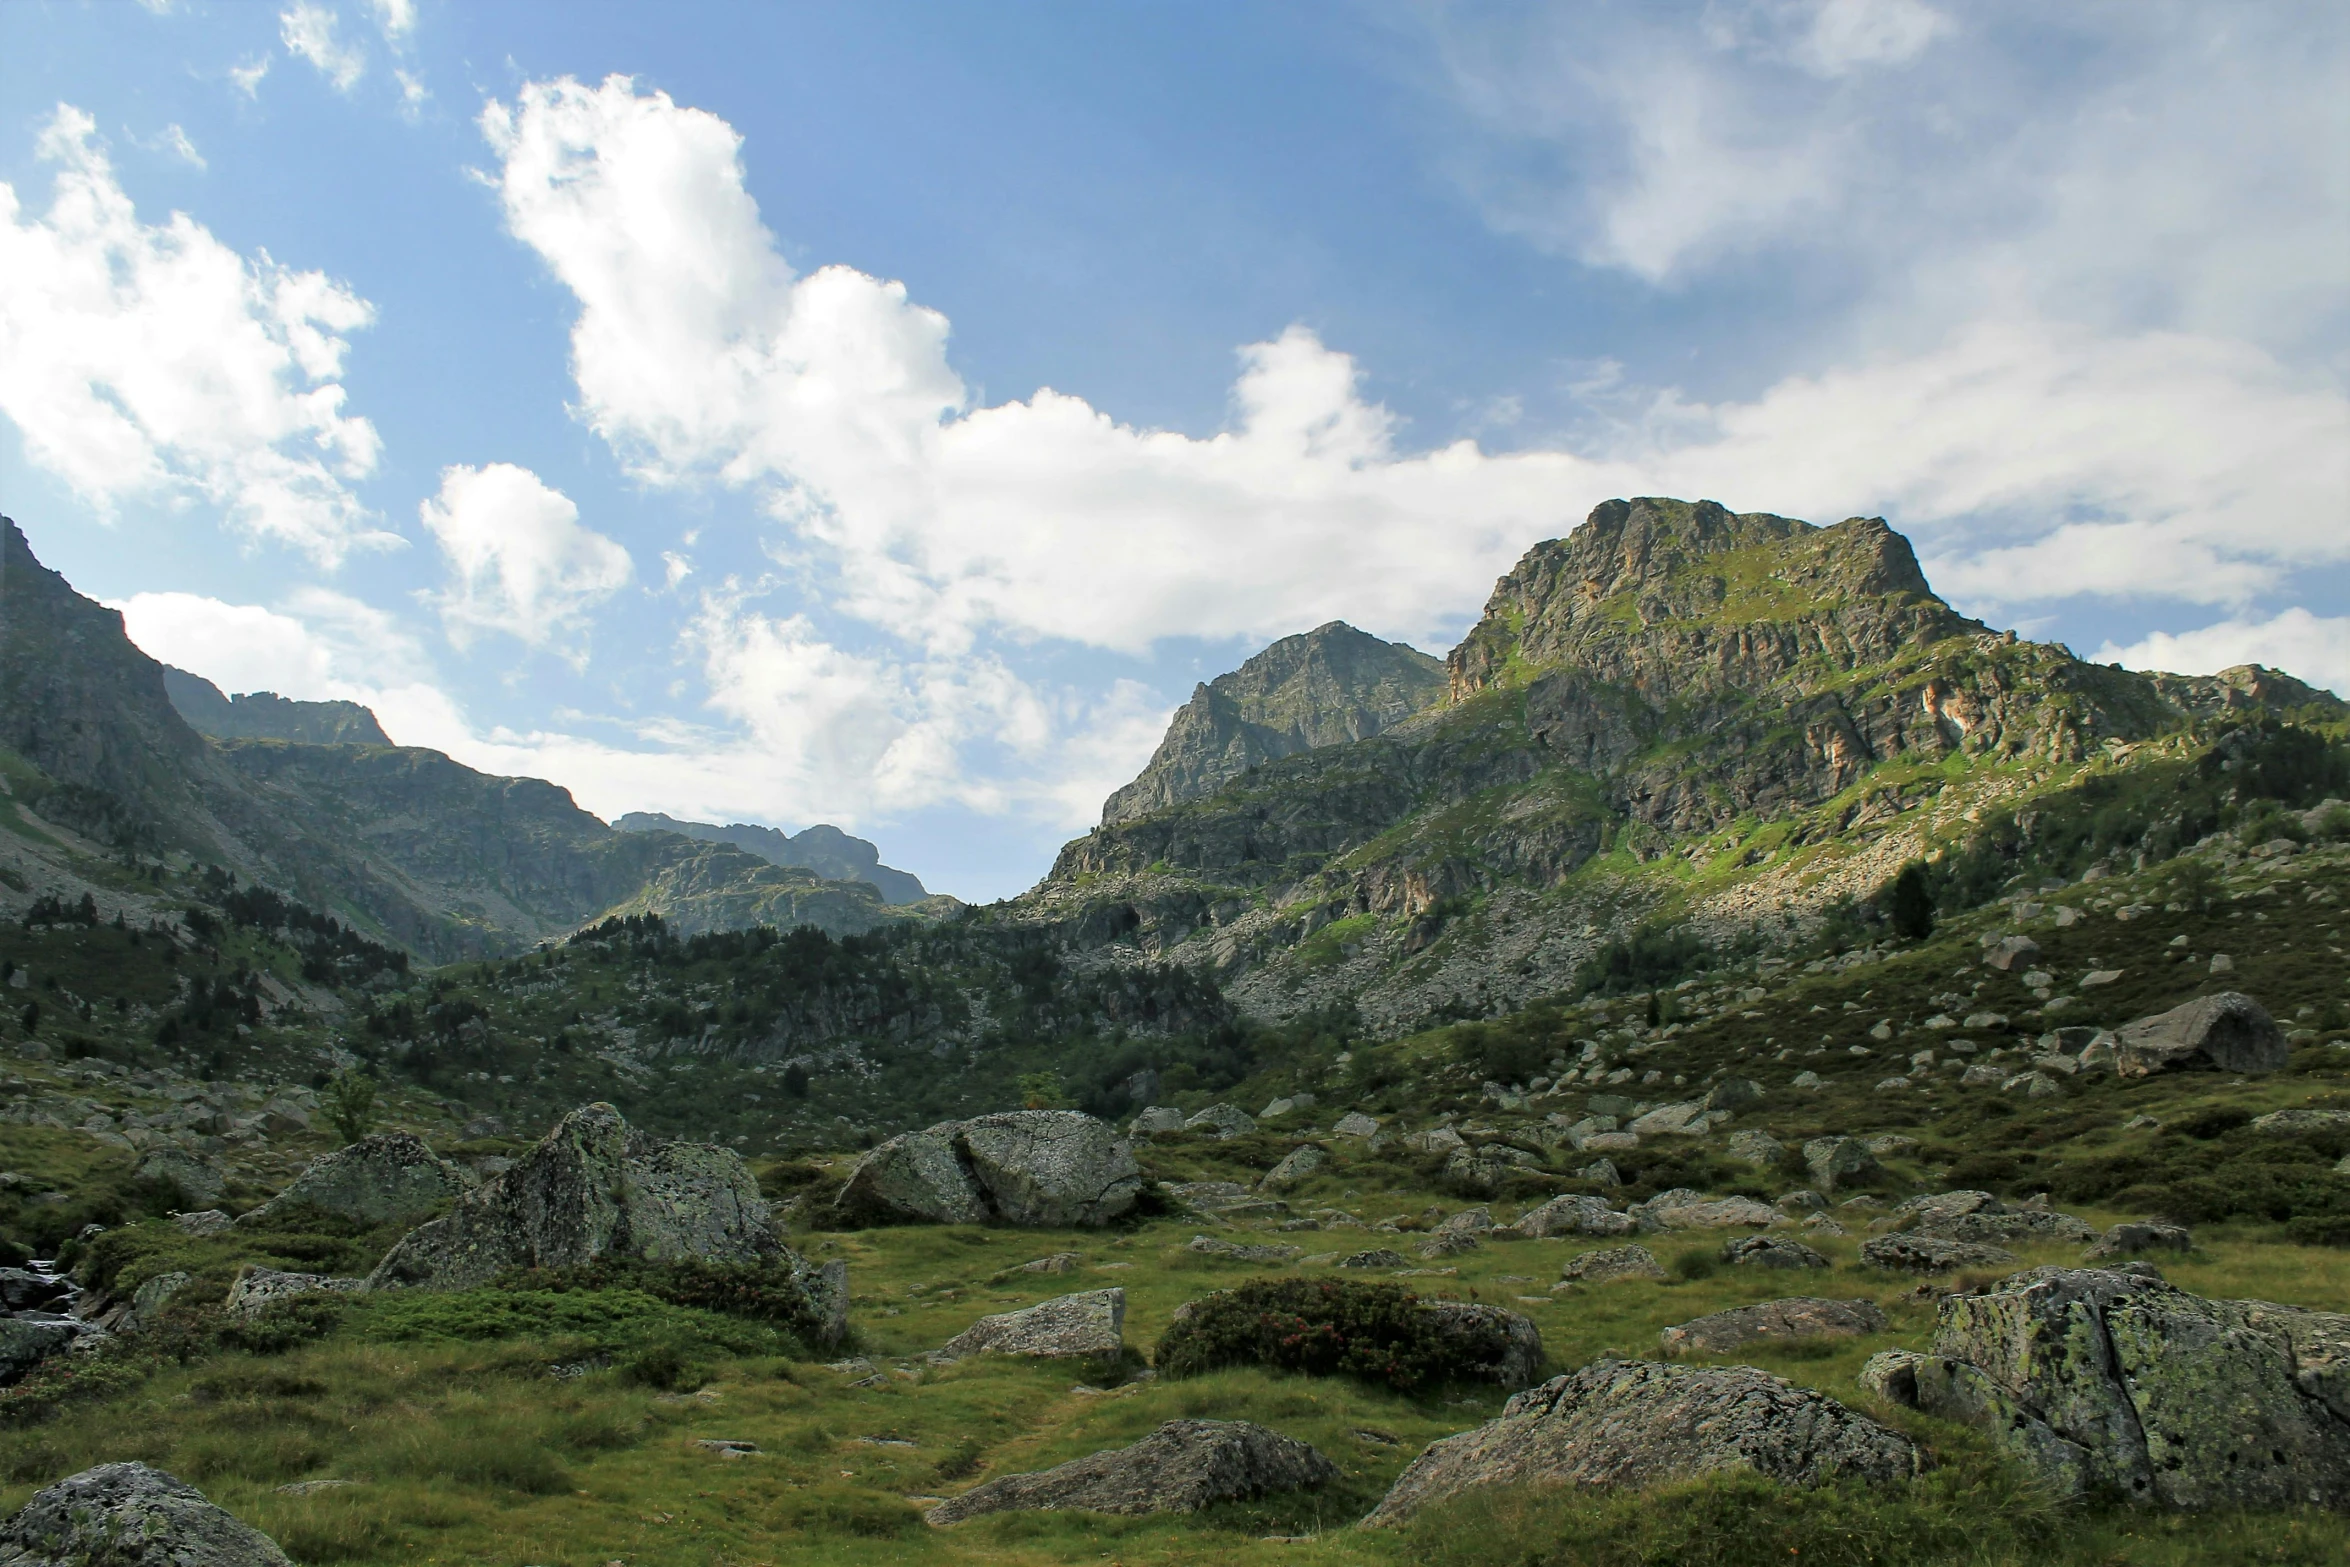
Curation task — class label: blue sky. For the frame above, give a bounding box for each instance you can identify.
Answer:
[3,0,2345,902]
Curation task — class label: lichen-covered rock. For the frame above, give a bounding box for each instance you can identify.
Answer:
[1444,1144,1541,1194]
[1128,1106,1187,1136]
[1724,1129,1786,1166]
[134,1148,223,1209]
[1860,1234,2016,1273]
[0,1319,83,1387]
[1501,1194,1637,1240]
[128,1270,193,1329]
[1660,1297,1887,1353]
[935,1288,1124,1361]
[254,1130,469,1226]
[835,1125,989,1225]
[1187,1236,1302,1263]
[1332,1249,1408,1270]
[926,1419,1338,1524]
[367,1103,785,1291]
[0,1462,293,1566]
[1802,1136,1880,1194]
[1900,1191,2095,1245]
[2114,992,2288,1077]
[1184,1104,1257,1138]
[1557,1244,1667,1284]
[1722,1235,1828,1270]
[1417,1230,1482,1259]
[224,1266,361,1319]
[1362,1359,1917,1525]
[173,1210,232,1237]
[1331,1112,1383,1138]
[0,1270,67,1313]
[959,1111,1144,1226]
[2085,1221,2193,1259]
[1704,1077,1765,1112]
[1863,1266,2350,1508]
[1259,1145,1327,1192]
[1632,1190,1779,1230]
[2252,1108,2350,1135]
[1427,1302,1545,1389]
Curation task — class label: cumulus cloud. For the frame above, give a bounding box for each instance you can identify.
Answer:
[369,0,416,44]
[0,107,392,564]
[419,463,633,656]
[2101,610,2350,699]
[229,56,271,99]
[281,3,364,92]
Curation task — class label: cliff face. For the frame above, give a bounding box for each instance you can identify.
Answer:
[164,668,392,746]
[1100,621,1446,825]
[1019,497,2345,1033]
[614,813,931,906]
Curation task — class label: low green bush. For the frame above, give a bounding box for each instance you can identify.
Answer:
[1152,1277,1506,1395]
[490,1255,826,1346]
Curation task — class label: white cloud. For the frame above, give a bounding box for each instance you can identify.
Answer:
[149,124,205,169]
[280,3,364,93]
[394,69,428,115]
[0,107,393,564]
[369,0,416,44]
[419,463,633,656]
[229,56,271,99]
[2101,610,2350,699]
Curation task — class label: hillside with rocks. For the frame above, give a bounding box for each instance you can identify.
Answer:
[161,669,392,747]
[615,813,934,906]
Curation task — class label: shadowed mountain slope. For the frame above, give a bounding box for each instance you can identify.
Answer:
[163,668,392,746]
[614,813,930,905]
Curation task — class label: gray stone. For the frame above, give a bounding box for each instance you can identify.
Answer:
[0,1269,67,1313]
[1184,1104,1257,1139]
[1631,1190,1779,1231]
[1332,1249,1408,1270]
[1802,1136,1881,1194]
[2252,1108,2350,1135]
[959,1111,1144,1226]
[1627,1101,1713,1136]
[1417,1230,1482,1259]
[1501,1195,1636,1240]
[1660,1297,1887,1354]
[128,1270,194,1329]
[1859,1235,2017,1273]
[1722,1235,1828,1270]
[1259,1145,1327,1192]
[1575,1157,1623,1187]
[1426,1301,1545,1389]
[2115,992,2288,1077]
[2085,1221,2193,1259]
[134,1148,223,1209]
[1863,1267,2350,1508]
[1774,1190,1827,1214]
[925,1419,1337,1525]
[1703,1077,1766,1112]
[173,1209,232,1236]
[1724,1129,1785,1166]
[1862,1135,1920,1158]
[254,1131,467,1226]
[935,1288,1124,1361]
[1984,935,2041,972]
[0,1462,292,1565]
[1362,1360,1917,1525]
[1330,1112,1382,1139]
[1186,1236,1302,1264]
[1444,1144,1541,1195]
[1407,1126,1468,1155]
[1129,1106,1187,1136]
[1557,1244,1667,1284]
[223,1266,361,1319]
[0,1319,83,1386]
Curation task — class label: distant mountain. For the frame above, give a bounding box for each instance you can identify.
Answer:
[162,667,391,746]
[0,515,946,958]
[613,813,929,905]
[1101,620,1447,825]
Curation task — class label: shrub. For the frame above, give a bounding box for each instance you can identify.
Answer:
[217,1294,349,1355]
[1153,1278,1505,1395]
[494,1256,826,1344]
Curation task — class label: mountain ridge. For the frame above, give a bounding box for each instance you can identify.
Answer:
[162,667,392,747]
[614,813,931,905]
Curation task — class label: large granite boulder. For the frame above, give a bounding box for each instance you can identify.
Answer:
[1557,1244,1667,1285]
[1259,1145,1327,1192]
[1860,1267,2350,1507]
[935,1288,1125,1361]
[1184,1104,1257,1139]
[1445,1144,1541,1194]
[1128,1106,1187,1136]
[2114,992,2288,1077]
[1660,1297,1887,1354]
[834,1111,1140,1227]
[252,1131,468,1226]
[926,1420,1337,1525]
[1501,1194,1636,1240]
[366,1103,784,1291]
[223,1266,362,1319]
[1427,1302,1545,1389]
[1632,1190,1779,1231]
[0,1462,292,1565]
[1362,1359,1917,1525]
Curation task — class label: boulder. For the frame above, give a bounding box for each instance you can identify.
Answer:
[0,1319,83,1386]
[368,1103,786,1291]
[2114,992,2288,1077]
[1259,1145,1327,1192]
[1859,1235,2017,1274]
[1627,1102,1713,1137]
[925,1419,1337,1525]
[0,1269,67,1313]
[1921,1206,2095,1246]
[0,1462,293,1566]
[1362,1359,1917,1525]
[2252,1108,2350,1135]
[128,1270,193,1329]
[836,1125,989,1225]
[1331,1112,1383,1139]
[1444,1145,1541,1194]
[958,1111,1145,1226]
[1802,1136,1880,1194]
[1631,1190,1779,1231]
[1019,1252,1081,1274]
[1407,1126,1468,1155]
[1724,1129,1785,1167]
[2085,1221,2193,1259]
[1332,1249,1408,1270]
[1576,1157,1623,1187]
[1184,1104,1257,1139]
[1186,1236,1302,1264]
[1704,1077,1766,1113]
[1862,1267,2350,1507]
[934,1288,1124,1361]
[1557,1245,1667,1284]
[1659,1297,1888,1354]
[173,1210,232,1236]
[1426,1301,1545,1389]
[223,1266,361,1319]
[1722,1235,1828,1270]
[1128,1106,1187,1136]
[134,1148,223,1209]
[1433,1205,1494,1238]
[1417,1230,1481,1259]
[252,1131,468,1226]
[1501,1195,1636,1240]
[1984,935,2041,972]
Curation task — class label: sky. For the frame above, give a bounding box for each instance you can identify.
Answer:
[1,0,2345,904]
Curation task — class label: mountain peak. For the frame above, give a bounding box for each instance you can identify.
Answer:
[612,813,930,905]
[1101,620,1447,824]
[163,667,392,746]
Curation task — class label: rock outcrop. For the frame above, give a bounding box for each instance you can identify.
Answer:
[1363,1359,1918,1525]
[0,1319,85,1387]
[1501,1194,1636,1239]
[1860,1235,2016,1273]
[366,1103,791,1291]
[1721,1235,1828,1270]
[224,1267,361,1319]
[2114,993,2288,1076]
[1427,1302,1545,1389]
[1660,1297,1888,1354]
[1633,1190,1779,1230]
[0,1462,293,1566]
[134,1148,224,1209]
[926,1419,1339,1524]
[252,1131,468,1226]
[1557,1245,1667,1285]
[834,1111,1141,1227]
[934,1289,1126,1361]
[1861,1266,2350,1508]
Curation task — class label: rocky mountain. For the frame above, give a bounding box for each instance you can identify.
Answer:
[1101,621,1447,825]
[1019,497,2344,1033]
[0,516,934,959]
[162,668,392,746]
[615,812,930,905]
